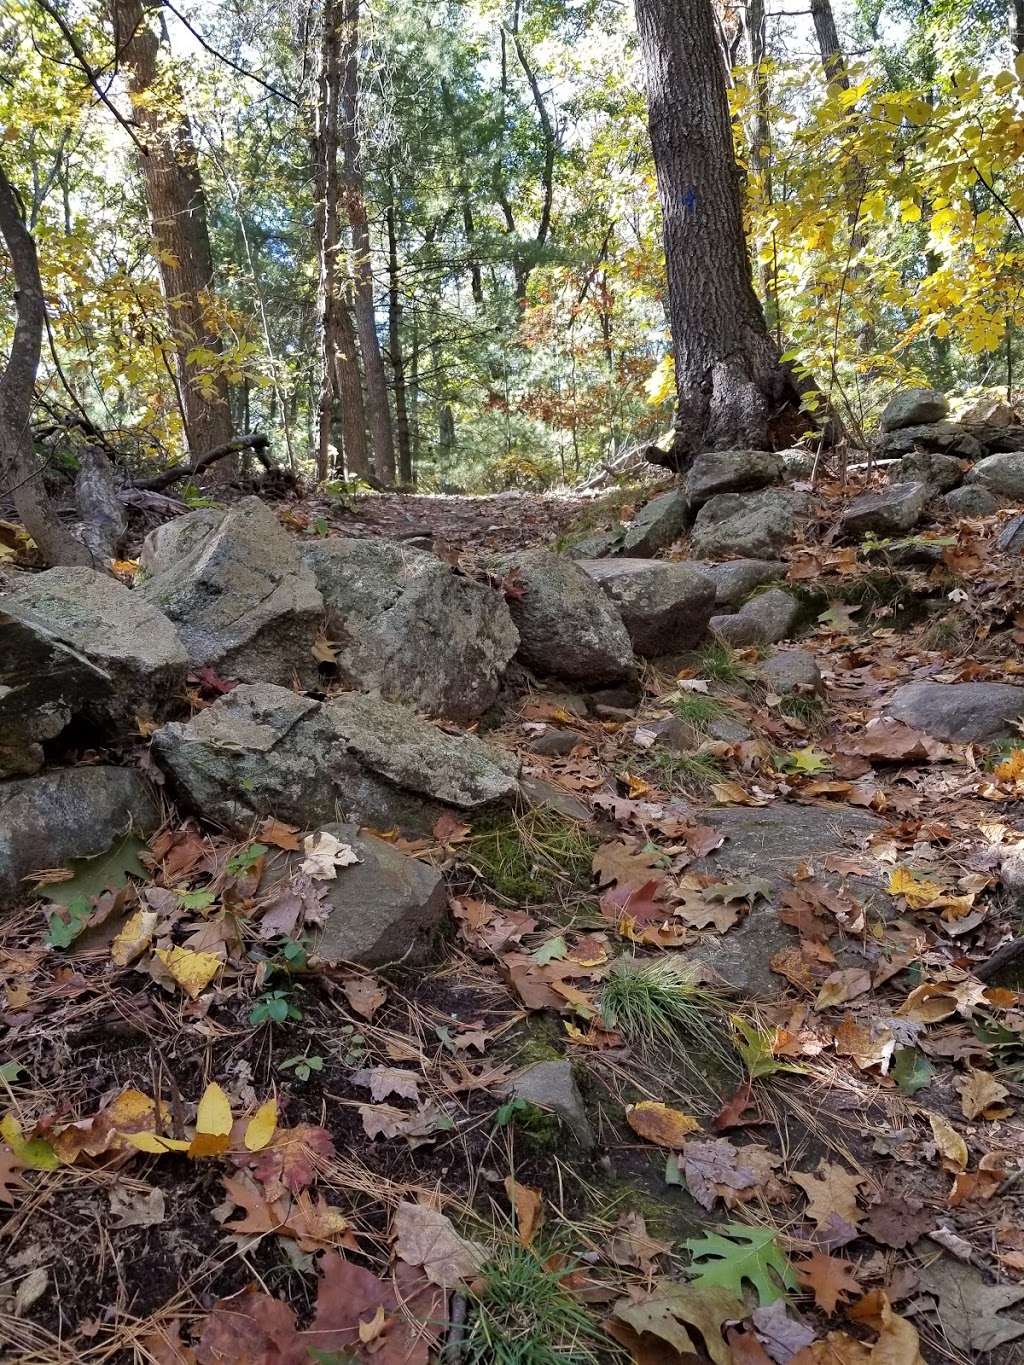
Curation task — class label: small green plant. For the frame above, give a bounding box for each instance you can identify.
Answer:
[331,1024,366,1066]
[464,1243,614,1365]
[45,895,92,949]
[647,748,724,793]
[177,888,217,912]
[732,1016,807,1080]
[280,1052,324,1082]
[695,643,753,685]
[495,1097,529,1127]
[249,989,302,1026]
[779,694,824,725]
[225,843,268,879]
[467,809,595,905]
[670,693,732,729]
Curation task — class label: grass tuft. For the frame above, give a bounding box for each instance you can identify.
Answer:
[647,747,724,794]
[464,1242,614,1365]
[694,643,753,685]
[671,693,732,729]
[467,809,595,905]
[779,693,825,726]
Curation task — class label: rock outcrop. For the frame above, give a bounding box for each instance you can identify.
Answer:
[884,681,1024,743]
[684,450,782,510]
[711,588,801,647]
[577,558,716,656]
[690,491,807,560]
[839,482,928,539]
[879,388,949,432]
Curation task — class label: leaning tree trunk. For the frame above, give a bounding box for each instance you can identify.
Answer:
[110,0,233,460]
[634,0,810,455]
[0,161,91,566]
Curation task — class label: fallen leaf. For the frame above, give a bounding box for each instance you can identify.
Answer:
[604,1210,672,1273]
[504,1177,543,1247]
[675,1138,759,1211]
[790,1162,866,1230]
[392,1201,485,1287]
[915,1257,1024,1354]
[341,972,387,1021]
[592,842,665,889]
[686,1224,797,1305]
[110,910,159,967]
[887,866,944,910]
[861,1197,933,1249]
[955,1068,1012,1120]
[814,968,871,1011]
[243,1098,277,1152]
[109,1184,167,1228]
[926,1112,968,1170]
[751,1299,818,1361]
[625,1101,701,1148]
[154,946,222,999]
[352,1067,421,1103]
[257,818,302,850]
[300,830,360,880]
[189,1082,233,1158]
[611,1282,748,1365]
[796,1250,862,1314]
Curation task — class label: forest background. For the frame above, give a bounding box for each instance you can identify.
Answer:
[3,0,1024,496]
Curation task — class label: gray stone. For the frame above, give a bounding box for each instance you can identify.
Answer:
[690,490,807,560]
[7,568,187,722]
[966,452,1024,500]
[698,559,786,609]
[997,514,1024,553]
[966,423,1024,453]
[529,729,586,757]
[777,448,816,480]
[685,450,782,510]
[619,489,689,556]
[895,451,967,492]
[0,767,160,909]
[879,422,982,460]
[509,1060,594,1148]
[578,558,716,656]
[839,482,928,539]
[301,537,518,723]
[643,715,699,753]
[711,588,800,647]
[958,396,1014,429]
[685,804,882,995]
[884,681,1024,743]
[0,607,111,778]
[566,532,618,561]
[945,485,1001,518]
[138,496,323,687]
[138,508,224,579]
[519,776,592,824]
[262,822,446,967]
[492,550,636,685]
[153,683,520,835]
[586,682,643,711]
[758,649,823,696]
[879,388,949,432]
[706,716,753,743]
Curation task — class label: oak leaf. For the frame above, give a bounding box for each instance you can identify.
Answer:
[610,1282,748,1365]
[795,1250,862,1314]
[676,1138,760,1211]
[790,1162,866,1230]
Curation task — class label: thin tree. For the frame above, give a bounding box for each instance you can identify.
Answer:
[110,0,233,459]
[634,0,811,454]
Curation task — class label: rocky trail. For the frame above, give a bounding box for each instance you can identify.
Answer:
[4,391,1024,1364]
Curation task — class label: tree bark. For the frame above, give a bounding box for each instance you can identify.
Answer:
[340,0,395,483]
[810,0,849,87]
[386,192,413,485]
[0,161,91,566]
[634,0,809,455]
[110,0,233,460]
[1012,0,1024,55]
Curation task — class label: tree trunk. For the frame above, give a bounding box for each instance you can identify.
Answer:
[1012,0,1024,54]
[340,0,395,483]
[634,0,808,454]
[810,0,849,87]
[314,0,369,481]
[0,161,91,566]
[110,0,233,460]
[386,193,413,485]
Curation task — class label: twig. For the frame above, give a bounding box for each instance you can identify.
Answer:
[130,433,272,491]
[974,937,1024,983]
[443,1291,468,1365]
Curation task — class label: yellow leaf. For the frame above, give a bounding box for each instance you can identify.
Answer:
[900,199,922,223]
[188,1082,233,1158]
[111,910,158,967]
[121,1130,191,1154]
[887,866,944,910]
[994,748,1024,781]
[625,1101,701,1148]
[927,1112,968,1170]
[154,946,222,998]
[244,1097,278,1152]
[0,1114,59,1169]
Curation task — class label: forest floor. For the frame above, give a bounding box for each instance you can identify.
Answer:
[3,471,1024,1365]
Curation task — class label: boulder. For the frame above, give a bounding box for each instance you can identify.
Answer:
[577,558,716,656]
[965,423,1024,453]
[529,729,586,757]
[957,396,1014,429]
[884,681,1024,743]
[507,1060,594,1148]
[261,822,446,967]
[566,531,618,561]
[710,588,800,647]
[839,482,928,539]
[0,608,112,778]
[300,538,518,723]
[697,559,786,609]
[966,452,1024,501]
[153,683,520,835]
[777,449,816,480]
[945,485,1001,518]
[138,508,224,579]
[618,489,689,556]
[758,649,823,696]
[879,388,949,433]
[878,422,982,460]
[685,451,782,510]
[7,568,187,722]
[138,497,323,687]
[491,550,636,684]
[690,490,807,560]
[894,451,966,492]
[0,767,160,909]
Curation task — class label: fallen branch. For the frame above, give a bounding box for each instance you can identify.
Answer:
[131,433,272,492]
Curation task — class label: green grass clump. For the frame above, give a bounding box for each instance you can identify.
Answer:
[671,693,732,729]
[647,748,724,794]
[779,693,825,726]
[464,1243,613,1365]
[694,643,753,685]
[598,956,738,1081]
[467,809,595,905]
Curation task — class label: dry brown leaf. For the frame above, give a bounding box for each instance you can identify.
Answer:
[955,1069,1012,1120]
[625,1101,700,1148]
[795,1251,862,1314]
[592,842,665,889]
[926,1112,968,1170]
[391,1201,485,1287]
[604,1211,672,1273]
[814,968,872,1012]
[341,972,387,1021]
[504,1177,543,1247]
[676,1138,760,1211]
[790,1162,867,1229]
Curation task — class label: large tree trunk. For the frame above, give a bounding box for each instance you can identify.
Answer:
[1012,0,1024,54]
[810,0,849,86]
[340,0,395,484]
[110,0,233,460]
[0,162,91,566]
[634,0,808,455]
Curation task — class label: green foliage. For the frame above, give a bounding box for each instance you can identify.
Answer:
[694,645,754,686]
[467,810,594,905]
[733,1016,808,1081]
[684,1224,797,1306]
[249,989,302,1027]
[279,1052,324,1082]
[670,694,732,729]
[225,843,268,879]
[45,895,93,949]
[647,748,725,794]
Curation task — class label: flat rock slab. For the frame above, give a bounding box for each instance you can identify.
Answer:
[0,767,160,909]
[710,588,800,648]
[879,422,982,460]
[839,482,928,539]
[884,681,1024,743]
[261,822,446,967]
[895,451,967,492]
[139,496,323,687]
[493,550,636,684]
[153,683,520,835]
[578,558,716,656]
[508,1060,594,1149]
[880,387,949,432]
[685,451,782,510]
[139,508,225,579]
[690,491,807,560]
[301,537,518,723]
[697,559,786,609]
[758,649,823,696]
[967,452,1024,501]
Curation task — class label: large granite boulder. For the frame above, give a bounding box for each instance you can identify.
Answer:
[153,683,520,835]
[710,588,801,648]
[894,451,966,493]
[492,550,636,684]
[697,559,786,609]
[301,538,517,723]
[7,568,187,723]
[577,559,716,656]
[879,388,949,433]
[685,451,782,511]
[884,682,1024,743]
[878,422,982,460]
[0,767,160,909]
[690,491,807,560]
[138,508,225,580]
[138,497,323,687]
[966,452,1024,501]
[945,485,1001,518]
[839,482,928,539]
